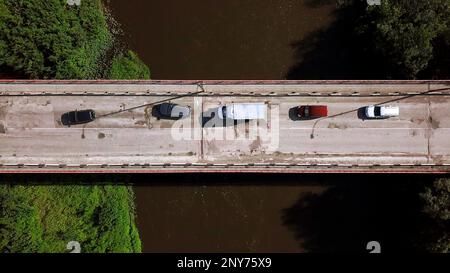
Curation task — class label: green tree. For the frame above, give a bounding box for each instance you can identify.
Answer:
[420,179,450,252]
[357,0,450,78]
[0,0,111,79]
[0,186,43,252]
[108,50,150,80]
[0,184,141,253]
[421,179,450,221]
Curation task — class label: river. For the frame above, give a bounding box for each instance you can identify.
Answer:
[105,0,337,253]
[132,174,328,252]
[106,0,337,80]
[105,1,433,253]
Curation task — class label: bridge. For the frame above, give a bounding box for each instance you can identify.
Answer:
[1,79,450,173]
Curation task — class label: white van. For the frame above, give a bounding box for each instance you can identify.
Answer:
[217,103,267,120]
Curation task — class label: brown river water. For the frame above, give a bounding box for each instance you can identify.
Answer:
[0,0,439,253]
[106,0,336,80]
[133,176,327,252]
[106,0,337,252]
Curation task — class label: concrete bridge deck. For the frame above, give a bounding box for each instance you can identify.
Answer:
[0,80,449,173]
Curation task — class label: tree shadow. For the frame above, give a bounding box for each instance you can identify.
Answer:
[286,1,385,80]
[418,34,450,79]
[282,175,437,252]
[304,0,338,8]
[0,66,25,79]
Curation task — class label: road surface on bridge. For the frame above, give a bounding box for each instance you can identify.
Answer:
[1,81,450,173]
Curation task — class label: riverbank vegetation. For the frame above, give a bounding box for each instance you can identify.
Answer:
[0,0,150,80]
[356,0,450,79]
[0,0,147,252]
[109,50,150,80]
[420,178,450,252]
[283,176,450,253]
[0,0,110,79]
[288,0,450,79]
[0,184,141,252]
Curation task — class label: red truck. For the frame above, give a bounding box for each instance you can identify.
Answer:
[297,105,328,119]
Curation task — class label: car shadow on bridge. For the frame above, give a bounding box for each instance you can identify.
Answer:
[281,175,438,252]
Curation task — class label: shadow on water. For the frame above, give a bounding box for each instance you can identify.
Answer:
[291,1,450,80]
[0,66,25,79]
[1,173,446,252]
[418,34,450,79]
[282,175,439,252]
[286,1,385,80]
[0,173,341,186]
[304,0,338,8]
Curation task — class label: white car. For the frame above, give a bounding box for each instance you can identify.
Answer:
[365,105,399,118]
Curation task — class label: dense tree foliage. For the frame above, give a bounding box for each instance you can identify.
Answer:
[422,179,450,221]
[357,0,450,78]
[0,185,141,253]
[0,0,111,79]
[109,50,150,80]
[420,179,450,252]
[0,189,43,252]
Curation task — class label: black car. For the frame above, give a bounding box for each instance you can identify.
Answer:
[61,109,96,126]
[158,103,191,119]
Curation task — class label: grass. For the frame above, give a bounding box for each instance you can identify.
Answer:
[109,50,150,80]
[0,184,141,253]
